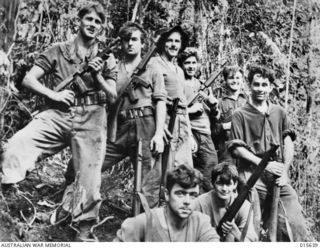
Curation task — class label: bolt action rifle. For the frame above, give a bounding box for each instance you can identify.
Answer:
[158,98,180,205]
[54,38,120,94]
[187,61,227,109]
[132,139,152,217]
[108,43,158,142]
[216,144,279,239]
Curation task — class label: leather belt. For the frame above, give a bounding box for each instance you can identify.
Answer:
[73,91,107,106]
[119,106,154,121]
[167,106,187,115]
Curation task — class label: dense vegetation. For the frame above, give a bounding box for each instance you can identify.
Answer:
[0,0,319,241]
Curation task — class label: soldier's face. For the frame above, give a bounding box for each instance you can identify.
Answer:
[225,71,243,92]
[121,30,143,56]
[182,56,198,78]
[213,177,237,201]
[250,74,272,102]
[79,11,103,39]
[163,32,182,59]
[165,183,199,219]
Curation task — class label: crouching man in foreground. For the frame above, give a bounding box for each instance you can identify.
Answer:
[114,165,220,242]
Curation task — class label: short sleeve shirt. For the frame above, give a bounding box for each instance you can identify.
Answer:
[184,78,211,134]
[148,56,187,107]
[116,60,167,111]
[231,102,289,162]
[34,39,117,95]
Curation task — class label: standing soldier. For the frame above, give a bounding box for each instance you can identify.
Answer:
[212,65,247,162]
[148,26,195,171]
[229,65,307,241]
[0,3,117,241]
[101,22,167,207]
[177,48,219,192]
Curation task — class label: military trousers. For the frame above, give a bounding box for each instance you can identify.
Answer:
[1,105,107,222]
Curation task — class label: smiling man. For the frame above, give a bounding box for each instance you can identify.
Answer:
[0,3,117,241]
[114,165,220,242]
[211,65,247,162]
[177,48,219,193]
[228,65,307,241]
[148,26,195,171]
[193,162,258,242]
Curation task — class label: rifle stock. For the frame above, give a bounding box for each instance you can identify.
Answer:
[159,98,180,204]
[187,60,227,107]
[216,144,279,238]
[123,44,157,103]
[53,38,120,93]
[268,185,280,241]
[132,139,143,216]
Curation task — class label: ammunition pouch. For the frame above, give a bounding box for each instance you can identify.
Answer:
[73,91,107,107]
[118,106,154,122]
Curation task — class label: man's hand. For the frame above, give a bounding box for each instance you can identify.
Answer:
[206,95,218,109]
[88,57,104,74]
[265,161,284,177]
[49,90,75,106]
[0,50,10,77]
[163,127,173,144]
[221,221,234,236]
[276,172,290,186]
[222,221,241,241]
[188,103,204,114]
[222,122,231,130]
[190,135,198,154]
[150,133,164,156]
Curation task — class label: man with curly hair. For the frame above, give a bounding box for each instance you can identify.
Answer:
[1,3,117,241]
[114,165,220,242]
[177,48,219,192]
[228,65,307,241]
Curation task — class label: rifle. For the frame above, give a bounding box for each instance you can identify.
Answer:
[158,98,180,204]
[132,139,152,217]
[216,144,279,238]
[108,43,158,142]
[53,38,120,94]
[119,43,157,103]
[187,61,227,108]
[132,139,143,216]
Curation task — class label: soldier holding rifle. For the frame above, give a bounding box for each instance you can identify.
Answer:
[228,65,307,241]
[148,26,195,171]
[193,162,258,241]
[177,48,219,192]
[0,3,117,241]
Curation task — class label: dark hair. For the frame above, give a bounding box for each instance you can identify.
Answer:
[247,65,275,85]
[177,47,200,67]
[78,3,105,24]
[156,26,189,54]
[222,65,243,81]
[166,165,203,193]
[211,162,239,185]
[119,22,146,43]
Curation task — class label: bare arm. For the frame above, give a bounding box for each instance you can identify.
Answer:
[89,57,117,104]
[150,100,167,155]
[231,145,284,176]
[23,65,75,106]
[277,135,294,186]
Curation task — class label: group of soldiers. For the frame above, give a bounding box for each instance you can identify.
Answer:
[0,3,308,242]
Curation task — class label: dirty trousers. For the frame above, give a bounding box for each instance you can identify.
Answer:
[101,115,161,207]
[192,131,217,192]
[1,106,107,222]
[165,113,193,171]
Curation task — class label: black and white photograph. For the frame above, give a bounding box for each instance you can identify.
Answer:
[0,0,319,245]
